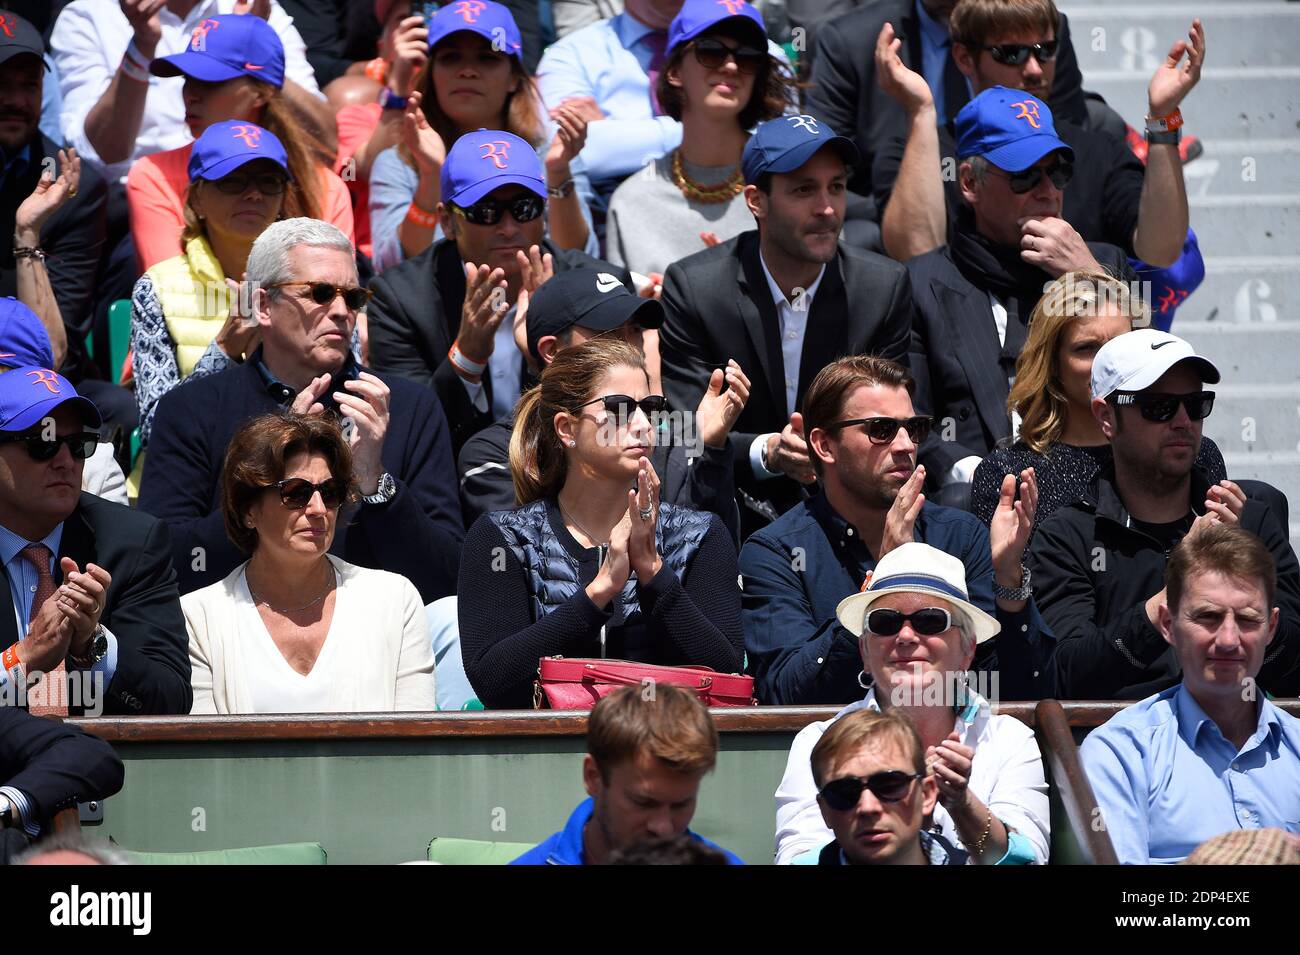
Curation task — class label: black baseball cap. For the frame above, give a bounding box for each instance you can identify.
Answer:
[526,269,663,363]
[0,10,47,69]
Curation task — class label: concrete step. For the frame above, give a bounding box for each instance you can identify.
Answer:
[1065,5,1300,72]
[1078,69,1300,138]
[1219,451,1300,497]
[1182,139,1300,198]
[1200,385,1300,455]
[1186,194,1300,259]
[1176,319,1300,377]
[1173,259,1300,324]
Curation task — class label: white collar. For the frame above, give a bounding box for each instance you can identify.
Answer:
[758,251,826,310]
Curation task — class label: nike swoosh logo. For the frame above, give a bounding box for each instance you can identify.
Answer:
[595,273,622,293]
[1151,341,1174,349]
[244,63,264,71]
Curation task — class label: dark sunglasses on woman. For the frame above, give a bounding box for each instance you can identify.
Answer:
[982,39,1059,65]
[266,477,349,510]
[0,432,99,461]
[989,158,1073,195]
[452,195,545,227]
[818,771,924,811]
[1111,390,1215,423]
[830,415,932,445]
[692,37,765,75]
[577,394,669,420]
[865,607,953,637]
[214,172,288,196]
[267,281,374,311]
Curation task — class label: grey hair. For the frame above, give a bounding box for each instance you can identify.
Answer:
[963,155,990,185]
[245,217,354,300]
[14,831,132,865]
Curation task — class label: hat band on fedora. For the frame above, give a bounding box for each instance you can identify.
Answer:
[867,572,969,603]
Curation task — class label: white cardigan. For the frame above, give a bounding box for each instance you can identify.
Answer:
[183,555,436,714]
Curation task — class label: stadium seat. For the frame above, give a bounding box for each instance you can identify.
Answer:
[120,842,328,865]
[426,837,532,865]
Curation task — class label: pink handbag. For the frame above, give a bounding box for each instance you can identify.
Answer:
[533,656,757,710]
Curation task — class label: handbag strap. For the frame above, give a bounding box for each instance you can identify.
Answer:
[577,663,713,691]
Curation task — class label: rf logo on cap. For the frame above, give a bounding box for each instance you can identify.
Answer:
[0,13,13,38]
[26,370,61,395]
[1011,100,1041,129]
[190,18,220,49]
[455,1,487,21]
[231,125,262,148]
[480,140,511,169]
[716,0,746,14]
[788,115,820,135]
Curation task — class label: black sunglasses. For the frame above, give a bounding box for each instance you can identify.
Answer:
[452,195,545,227]
[692,37,765,75]
[0,432,98,462]
[829,415,932,445]
[213,171,288,196]
[982,39,1059,65]
[989,158,1073,195]
[1111,390,1215,423]
[577,394,669,420]
[865,607,954,637]
[819,771,924,811]
[266,477,350,510]
[268,282,373,311]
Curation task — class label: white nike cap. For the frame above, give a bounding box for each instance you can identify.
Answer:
[1090,328,1221,401]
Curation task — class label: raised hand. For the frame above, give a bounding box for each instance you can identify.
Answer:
[1148,19,1205,118]
[57,559,112,661]
[120,0,165,55]
[15,149,81,247]
[387,15,430,97]
[876,22,934,116]
[627,457,663,582]
[879,465,925,558]
[553,96,604,124]
[990,468,1037,589]
[291,373,333,416]
[928,730,975,811]
[332,372,392,496]
[402,90,447,179]
[695,360,749,450]
[457,262,509,362]
[546,102,590,171]
[765,412,816,484]
[215,277,262,362]
[515,245,555,299]
[1018,216,1101,278]
[233,0,273,19]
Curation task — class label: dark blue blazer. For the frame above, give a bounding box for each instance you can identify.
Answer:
[138,353,464,603]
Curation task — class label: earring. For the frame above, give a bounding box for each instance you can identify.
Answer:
[857,670,871,690]
[567,439,576,448]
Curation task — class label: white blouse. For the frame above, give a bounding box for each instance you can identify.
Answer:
[184,555,436,714]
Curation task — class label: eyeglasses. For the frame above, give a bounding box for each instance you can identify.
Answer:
[818,771,924,811]
[865,607,954,637]
[982,40,1059,65]
[213,171,288,195]
[265,477,350,510]
[1111,390,1215,423]
[987,158,1073,195]
[692,37,765,75]
[576,394,669,420]
[268,282,374,311]
[0,432,99,462]
[451,195,545,227]
[828,416,932,445]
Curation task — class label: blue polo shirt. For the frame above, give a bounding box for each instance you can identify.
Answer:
[1081,684,1300,864]
[510,797,746,865]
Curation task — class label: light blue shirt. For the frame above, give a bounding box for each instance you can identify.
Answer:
[1081,684,1300,864]
[914,0,968,122]
[0,520,119,701]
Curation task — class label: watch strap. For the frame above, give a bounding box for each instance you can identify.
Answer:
[992,564,1033,602]
[1145,127,1181,146]
[547,179,575,199]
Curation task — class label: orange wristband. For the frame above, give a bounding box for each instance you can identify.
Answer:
[405,202,438,228]
[364,57,388,84]
[1145,109,1183,133]
[2,644,23,685]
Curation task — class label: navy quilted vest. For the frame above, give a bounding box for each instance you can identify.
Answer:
[487,499,712,626]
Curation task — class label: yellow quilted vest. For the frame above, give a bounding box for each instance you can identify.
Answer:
[143,236,229,377]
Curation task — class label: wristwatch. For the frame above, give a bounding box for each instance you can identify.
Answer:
[547,178,575,199]
[362,472,397,505]
[378,87,408,111]
[69,625,109,669]
[992,564,1033,602]
[0,794,13,830]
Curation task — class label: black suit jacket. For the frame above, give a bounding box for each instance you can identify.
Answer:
[0,134,108,372]
[0,494,192,715]
[138,354,465,603]
[366,237,631,454]
[660,230,914,523]
[805,1,1088,199]
[0,705,124,836]
[906,241,1133,479]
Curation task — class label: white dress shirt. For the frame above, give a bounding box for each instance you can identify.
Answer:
[458,306,524,419]
[946,293,1020,487]
[51,0,322,181]
[774,688,1051,864]
[749,254,826,478]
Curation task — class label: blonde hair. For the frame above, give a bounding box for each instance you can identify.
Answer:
[588,685,719,779]
[509,337,648,505]
[1009,269,1151,453]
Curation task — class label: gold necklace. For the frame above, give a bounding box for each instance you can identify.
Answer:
[670,149,744,204]
[248,564,334,614]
